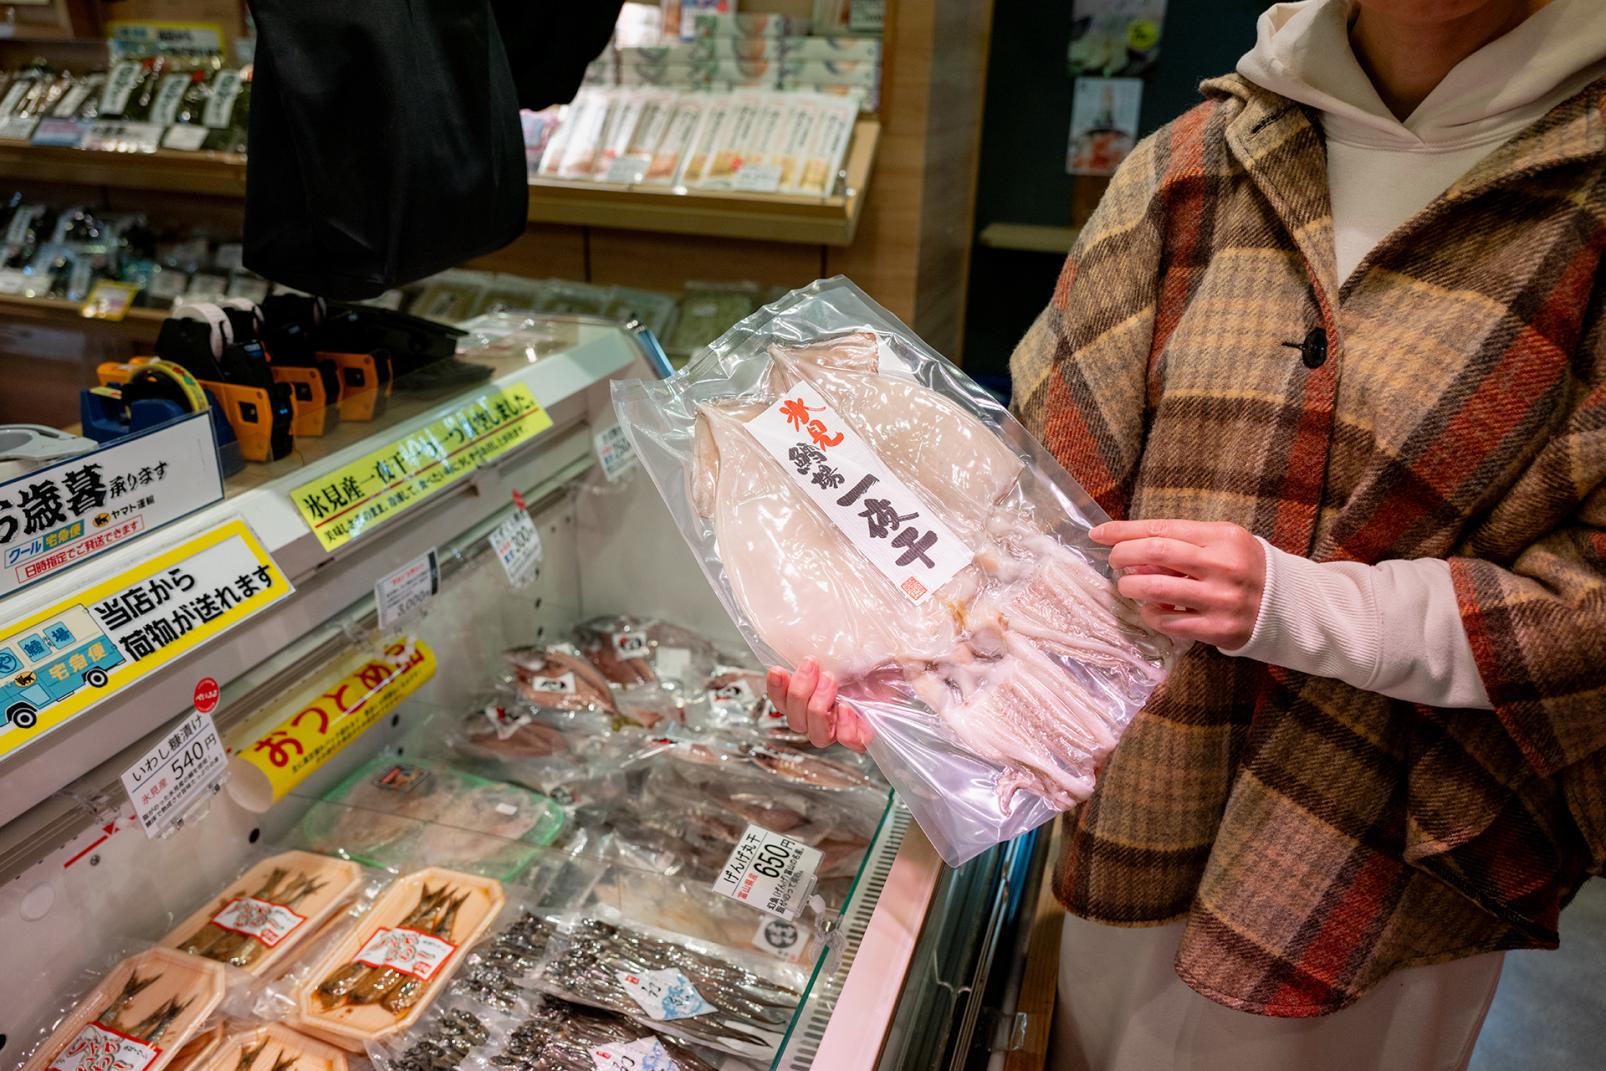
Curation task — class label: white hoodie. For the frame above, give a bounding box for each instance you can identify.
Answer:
[1238,0,1606,278]
[1218,0,1606,710]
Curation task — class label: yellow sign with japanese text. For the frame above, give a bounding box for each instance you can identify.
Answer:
[0,518,292,764]
[228,637,437,810]
[290,385,552,552]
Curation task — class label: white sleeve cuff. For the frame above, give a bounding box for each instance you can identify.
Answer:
[1221,538,1492,710]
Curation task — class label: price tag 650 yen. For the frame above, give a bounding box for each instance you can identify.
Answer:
[120,709,229,838]
[490,508,542,586]
[711,824,823,920]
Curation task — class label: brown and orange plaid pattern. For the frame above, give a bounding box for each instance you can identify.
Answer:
[1010,74,1606,1017]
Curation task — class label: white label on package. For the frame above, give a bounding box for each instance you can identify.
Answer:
[590,1037,680,1071]
[603,152,652,184]
[162,124,210,150]
[612,631,649,658]
[745,383,973,604]
[376,548,440,629]
[149,73,189,126]
[712,823,823,920]
[203,69,241,128]
[707,677,755,704]
[593,423,640,482]
[50,1022,160,1071]
[527,672,577,696]
[490,509,542,585]
[121,709,229,838]
[752,916,809,961]
[732,162,783,192]
[0,115,39,142]
[0,267,29,294]
[0,411,225,596]
[355,926,458,981]
[484,704,533,739]
[616,969,715,1021]
[99,61,142,116]
[209,895,308,948]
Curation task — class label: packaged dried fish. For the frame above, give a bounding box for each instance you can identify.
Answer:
[614,277,1178,866]
[295,868,505,1048]
[19,947,226,1071]
[163,852,364,976]
[301,758,565,879]
[197,1023,348,1071]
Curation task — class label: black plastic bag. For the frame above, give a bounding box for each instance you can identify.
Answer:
[243,0,527,299]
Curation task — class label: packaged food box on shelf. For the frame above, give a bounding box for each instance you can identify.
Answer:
[783,35,883,62]
[780,57,881,87]
[196,1024,349,1071]
[693,12,805,37]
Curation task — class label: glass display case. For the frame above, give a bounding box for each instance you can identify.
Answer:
[0,314,1035,1071]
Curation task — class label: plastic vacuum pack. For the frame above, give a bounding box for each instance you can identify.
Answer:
[613,277,1177,865]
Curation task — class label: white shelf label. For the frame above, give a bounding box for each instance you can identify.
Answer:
[594,423,640,482]
[732,163,784,193]
[162,124,210,151]
[490,509,542,586]
[375,548,440,629]
[121,709,228,838]
[711,823,822,920]
[603,152,652,184]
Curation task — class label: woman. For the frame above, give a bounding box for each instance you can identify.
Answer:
[767,0,1606,1066]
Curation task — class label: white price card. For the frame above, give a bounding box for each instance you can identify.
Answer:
[603,152,652,184]
[375,547,440,628]
[616,968,714,1021]
[120,709,229,838]
[594,423,640,482]
[0,267,30,294]
[490,508,542,585]
[590,1037,680,1071]
[711,823,823,921]
[732,163,784,193]
[162,124,210,151]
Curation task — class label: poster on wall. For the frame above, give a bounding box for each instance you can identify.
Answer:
[1068,0,1166,78]
[1066,77,1143,176]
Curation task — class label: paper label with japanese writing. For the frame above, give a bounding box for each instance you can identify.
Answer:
[375,548,439,629]
[484,704,532,739]
[525,672,577,696]
[745,382,973,604]
[207,895,307,947]
[590,1037,679,1071]
[611,631,649,658]
[290,385,552,552]
[0,410,223,598]
[0,518,290,766]
[49,1021,160,1071]
[161,124,209,151]
[593,422,640,482]
[227,638,436,811]
[711,823,822,921]
[120,708,228,838]
[202,69,241,128]
[616,969,714,1021]
[354,925,458,981]
[490,509,542,586]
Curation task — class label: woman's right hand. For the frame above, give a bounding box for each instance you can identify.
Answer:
[766,657,871,752]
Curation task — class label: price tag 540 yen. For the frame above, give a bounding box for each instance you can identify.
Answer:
[120,709,229,839]
[711,824,823,921]
[490,508,542,586]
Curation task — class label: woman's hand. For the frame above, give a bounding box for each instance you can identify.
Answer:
[1090,519,1266,649]
[765,658,871,752]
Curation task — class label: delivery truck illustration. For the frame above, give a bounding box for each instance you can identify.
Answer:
[0,604,124,730]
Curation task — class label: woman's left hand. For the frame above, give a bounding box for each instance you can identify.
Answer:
[1090,519,1266,649]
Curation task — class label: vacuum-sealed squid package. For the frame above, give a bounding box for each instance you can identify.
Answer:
[612,277,1177,866]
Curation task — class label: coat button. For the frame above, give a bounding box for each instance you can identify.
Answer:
[1281,327,1328,369]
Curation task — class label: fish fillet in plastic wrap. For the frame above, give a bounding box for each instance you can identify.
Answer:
[614,278,1176,865]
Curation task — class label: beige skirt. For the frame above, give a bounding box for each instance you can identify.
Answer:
[1054,913,1503,1071]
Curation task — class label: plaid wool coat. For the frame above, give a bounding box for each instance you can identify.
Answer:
[1010,73,1606,1017]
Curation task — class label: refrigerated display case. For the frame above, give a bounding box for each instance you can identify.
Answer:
[0,313,1044,1071]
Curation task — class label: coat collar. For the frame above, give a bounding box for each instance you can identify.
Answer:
[1203,72,1606,311]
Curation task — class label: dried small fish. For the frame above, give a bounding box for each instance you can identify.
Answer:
[388,1008,489,1071]
[319,884,449,1007]
[98,969,159,1028]
[265,1048,299,1071]
[233,1038,269,1071]
[209,873,330,968]
[491,1000,718,1071]
[181,867,290,957]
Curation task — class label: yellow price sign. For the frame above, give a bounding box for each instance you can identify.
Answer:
[228,637,437,810]
[81,281,140,322]
[290,385,552,551]
[0,518,292,764]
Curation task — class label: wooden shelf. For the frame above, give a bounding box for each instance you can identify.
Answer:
[0,291,167,337]
[0,142,248,196]
[977,222,1080,255]
[0,118,880,246]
